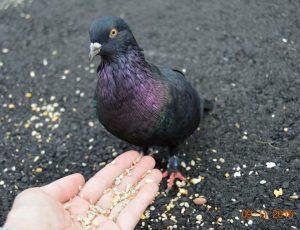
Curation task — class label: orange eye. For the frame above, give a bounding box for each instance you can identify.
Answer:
[109,28,118,38]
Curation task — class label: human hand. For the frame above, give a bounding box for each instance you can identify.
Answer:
[4,151,162,230]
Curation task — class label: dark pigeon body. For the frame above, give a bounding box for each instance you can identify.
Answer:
[90,16,204,154]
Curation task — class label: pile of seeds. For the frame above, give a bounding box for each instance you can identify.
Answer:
[75,157,154,229]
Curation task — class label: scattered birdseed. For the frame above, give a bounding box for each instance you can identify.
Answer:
[0,61,4,67]
[235,122,240,129]
[64,69,70,75]
[219,158,225,163]
[145,179,154,184]
[179,188,188,195]
[274,188,283,197]
[8,104,15,109]
[170,215,177,223]
[92,219,99,226]
[110,160,116,165]
[99,162,106,166]
[2,48,9,53]
[290,193,298,199]
[30,71,35,77]
[190,177,202,184]
[43,58,48,66]
[266,162,276,168]
[260,180,267,184]
[63,203,72,209]
[33,156,39,162]
[233,171,241,177]
[196,214,203,222]
[35,167,43,173]
[216,165,221,169]
[25,92,32,98]
[224,172,230,178]
[282,38,287,43]
[242,135,248,140]
[190,160,195,166]
[181,207,186,215]
[176,180,186,187]
[211,148,217,153]
[283,127,288,132]
[181,161,186,168]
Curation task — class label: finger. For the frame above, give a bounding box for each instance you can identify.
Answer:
[116,156,155,191]
[96,155,155,210]
[41,173,85,203]
[116,172,162,230]
[80,150,141,203]
[108,169,162,221]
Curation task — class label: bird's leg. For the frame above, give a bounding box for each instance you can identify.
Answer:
[162,147,186,192]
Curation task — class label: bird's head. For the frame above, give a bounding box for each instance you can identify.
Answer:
[89,16,138,61]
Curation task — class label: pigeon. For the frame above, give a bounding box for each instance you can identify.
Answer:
[89,16,212,190]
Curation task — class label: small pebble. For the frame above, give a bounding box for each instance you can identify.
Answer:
[193,197,207,205]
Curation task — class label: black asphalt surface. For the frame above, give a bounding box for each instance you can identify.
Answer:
[0,0,299,229]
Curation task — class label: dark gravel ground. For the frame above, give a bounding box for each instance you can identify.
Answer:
[1,0,300,229]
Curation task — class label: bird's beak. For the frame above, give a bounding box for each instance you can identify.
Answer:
[89,42,102,61]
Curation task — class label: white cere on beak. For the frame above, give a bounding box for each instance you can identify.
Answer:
[89,42,102,61]
[90,42,101,50]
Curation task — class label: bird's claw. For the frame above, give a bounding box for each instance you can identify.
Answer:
[163,170,186,192]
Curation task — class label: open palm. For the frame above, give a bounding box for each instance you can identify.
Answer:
[4,151,162,230]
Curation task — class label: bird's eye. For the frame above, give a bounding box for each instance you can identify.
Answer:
[109,28,118,38]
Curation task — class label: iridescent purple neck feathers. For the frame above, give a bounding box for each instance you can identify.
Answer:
[97,45,160,104]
